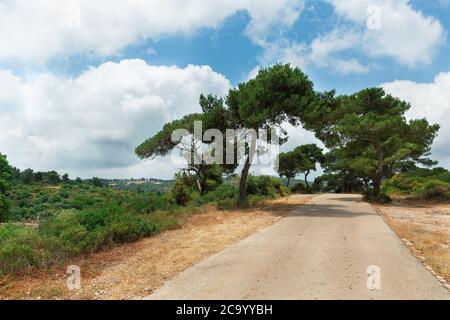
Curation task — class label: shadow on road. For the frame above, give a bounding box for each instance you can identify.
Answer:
[291,204,373,218]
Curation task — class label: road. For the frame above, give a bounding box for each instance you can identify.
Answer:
[146,194,449,300]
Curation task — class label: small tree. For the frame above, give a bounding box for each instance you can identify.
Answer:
[277,152,298,187]
[0,153,12,221]
[20,168,34,184]
[294,144,324,189]
[277,144,324,189]
[91,177,104,187]
[62,173,70,184]
[46,171,61,185]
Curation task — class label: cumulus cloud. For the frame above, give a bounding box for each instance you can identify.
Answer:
[251,30,369,77]
[0,0,304,64]
[329,0,445,66]
[0,59,231,178]
[254,0,445,76]
[382,72,450,167]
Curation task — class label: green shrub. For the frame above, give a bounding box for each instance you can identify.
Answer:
[381,173,422,195]
[168,179,192,206]
[216,198,236,210]
[417,180,450,200]
[363,189,392,203]
[247,176,284,198]
[291,182,309,194]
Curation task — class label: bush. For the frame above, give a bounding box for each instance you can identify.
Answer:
[291,182,310,194]
[381,173,421,195]
[168,179,192,206]
[247,176,285,198]
[417,180,450,200]
[363,189,392,203]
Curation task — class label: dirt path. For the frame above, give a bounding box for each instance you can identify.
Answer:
[373,200,450,286]
[147,194,449,300]
[0,195,312,300]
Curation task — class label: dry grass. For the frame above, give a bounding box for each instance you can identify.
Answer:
[373,199,450,287]
[0,194,313,300]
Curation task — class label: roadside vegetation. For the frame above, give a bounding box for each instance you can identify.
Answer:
[0,153,288,276]
[0,64,446,278]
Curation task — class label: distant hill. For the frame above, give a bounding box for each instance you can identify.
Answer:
[106,178,173,193]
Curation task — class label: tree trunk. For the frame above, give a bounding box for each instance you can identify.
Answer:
[237,134,257,208]
[372,146,384,197]
[304,170,310,189]
[286,177,291,187]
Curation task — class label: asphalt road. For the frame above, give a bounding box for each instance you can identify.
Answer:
[146,194,449,300]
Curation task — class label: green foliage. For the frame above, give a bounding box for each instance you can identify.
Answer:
[277,144,324,189]
[46,171,61,184]
[304,88,439,198]
[0,153,12,221]
[418,180,450,200]
[168,178,192,206]
[136,64,316,206]
[363,189,392,203]
[20,169,34,184]
[91,177,104,187]
[0,201,169,275]
[291,182,309,194]
[382,168,450,200]
[247,175,286,198]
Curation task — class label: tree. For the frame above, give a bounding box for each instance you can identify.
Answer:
[46,171,61,184]
[136,64,315,206]
[277,152,298,187]
[136,112,228,195]
[294,144,324,189]
[34,171,44,182]
[225,64,314,206]
[303,88,439,199]
[277,144,324,188]
[20,168,34,184]
[0,153,12,221]
[91,177,104,187]
[62,173,70,184]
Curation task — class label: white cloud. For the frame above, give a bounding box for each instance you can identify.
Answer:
[253,0,445,75]
[0,59,231,178]
[382,72,450,167]
[329,0,445,66]
[253,30,369,76]
[0,0,303,64]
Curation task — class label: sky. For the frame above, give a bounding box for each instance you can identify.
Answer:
[0,0,450,179]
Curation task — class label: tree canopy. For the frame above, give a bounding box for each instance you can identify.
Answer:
[277,144,324,188]
[0,153,12,220]
[305,88,439,199]
[136,64,316,206]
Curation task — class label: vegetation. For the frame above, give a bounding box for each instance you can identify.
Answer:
[303,88,439,201]
[0,163,287,275]
[137,64,315,207]
[0,63,446,276]
[0,153,12,221]
[277,144,324,189]
[382,167,450,200]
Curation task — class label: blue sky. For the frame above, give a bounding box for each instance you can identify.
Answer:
[1,0,450,179]
[42,0,450,92]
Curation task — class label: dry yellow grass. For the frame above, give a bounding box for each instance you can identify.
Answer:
[0,195,313,300]
[373,200,450,287]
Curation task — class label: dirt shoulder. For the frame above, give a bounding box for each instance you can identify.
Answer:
[0,195,313,300]
[372,199,450,289]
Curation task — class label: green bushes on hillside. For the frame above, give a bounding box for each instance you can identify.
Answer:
[382,168,450,200]
[0,201,179,275]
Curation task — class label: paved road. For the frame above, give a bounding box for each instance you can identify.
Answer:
[146,194,449,300]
